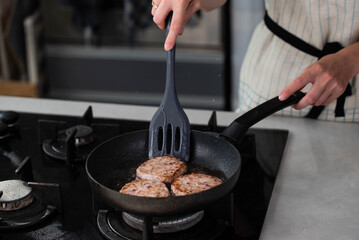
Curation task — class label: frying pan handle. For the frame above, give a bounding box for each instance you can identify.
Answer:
[220,91,306,143]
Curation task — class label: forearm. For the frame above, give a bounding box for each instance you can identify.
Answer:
[200,0,227,12]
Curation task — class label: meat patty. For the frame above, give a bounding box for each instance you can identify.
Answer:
[171,173,223,196]
[120,179,170,197]
[136,156,187,184]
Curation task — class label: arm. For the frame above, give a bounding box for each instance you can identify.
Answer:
[151,0,227,51]
[279,41,359,109]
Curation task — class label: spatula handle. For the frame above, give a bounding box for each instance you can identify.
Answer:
[161,12,181,109]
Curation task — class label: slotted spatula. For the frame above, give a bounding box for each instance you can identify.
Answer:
[148,12,190,162]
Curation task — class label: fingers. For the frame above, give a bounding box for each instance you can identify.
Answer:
[280,59,350,110]
[164,8,186,50]
[292,86,325,110]
[165,3,200,50]
[312,85,331,106]
[151,0,159,15]
[317,81,346,106]
[294,74,327,109]
[152,0,183,50]
[152,0,169,30]
[321,93,338,106]
[152,0,201,51]
[151,0,161,18]
[182,1,201,32]
[292,83,346,109]
[279,68,314,101]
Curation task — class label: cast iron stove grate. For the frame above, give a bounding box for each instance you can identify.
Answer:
[0,108,288,240]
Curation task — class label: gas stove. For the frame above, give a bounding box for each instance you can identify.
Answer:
[0,107,288,240]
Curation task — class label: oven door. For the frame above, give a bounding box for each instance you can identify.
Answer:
[40,1,226,110]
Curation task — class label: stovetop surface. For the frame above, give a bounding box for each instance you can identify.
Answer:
[0,109,288,240]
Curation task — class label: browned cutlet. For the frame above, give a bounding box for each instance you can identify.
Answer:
[171,173,223,196]
[136,156,187,184]
[119,179,170,197]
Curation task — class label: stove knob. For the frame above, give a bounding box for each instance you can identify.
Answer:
[0,122,8,137]
[0,111,19,126]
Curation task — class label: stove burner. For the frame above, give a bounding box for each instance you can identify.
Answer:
[0,197,56,230]
[97,210,226,240]
[0,179,33,211]
[1,109,288,239]
[42,139,67,161]
[66,125,93,146]
[42,125,94,162]
[122,211,204,233]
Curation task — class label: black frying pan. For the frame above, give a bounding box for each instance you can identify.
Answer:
[86,91,305,217]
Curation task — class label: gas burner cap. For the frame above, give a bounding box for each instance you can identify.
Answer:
[0,179,33,211]
[66,125,93,146]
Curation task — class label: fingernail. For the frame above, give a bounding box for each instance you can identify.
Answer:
[164,43,171,51]
[278,93,286,101]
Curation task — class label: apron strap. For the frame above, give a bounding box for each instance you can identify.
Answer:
[264,11,352,119]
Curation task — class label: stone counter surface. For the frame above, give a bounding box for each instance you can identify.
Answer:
[1,96,358,240]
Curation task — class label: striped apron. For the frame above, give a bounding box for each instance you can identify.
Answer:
[238,0,359,122]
